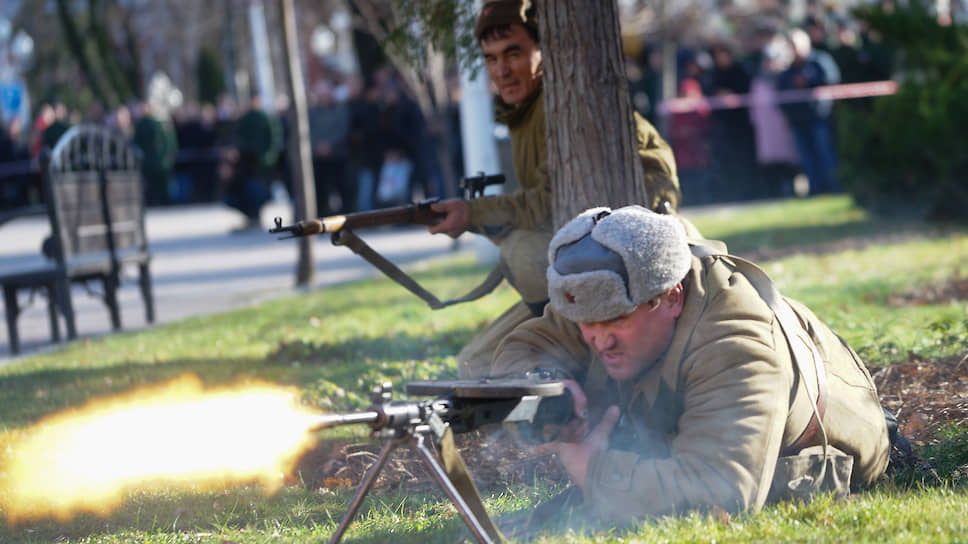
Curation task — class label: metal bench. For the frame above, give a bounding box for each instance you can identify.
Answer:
[0,125,155,355]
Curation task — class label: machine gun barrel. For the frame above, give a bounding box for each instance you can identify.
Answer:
[310,380,574,441]
[309,411,381,431]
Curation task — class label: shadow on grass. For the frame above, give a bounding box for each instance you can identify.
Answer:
[269,327,475,366]
[0,475,474,544]
[0,484,347,544]
[718,217,951,261]
[0,356,303,428]
[287,258,506,317]
[0,320,488,428]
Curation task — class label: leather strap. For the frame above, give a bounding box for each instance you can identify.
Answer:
[440,428,505,542]
[690,243,828,452]
[333,229,505,310]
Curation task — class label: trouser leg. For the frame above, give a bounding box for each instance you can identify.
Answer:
[457,301,536,379]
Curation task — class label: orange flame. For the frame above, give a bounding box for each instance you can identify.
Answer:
[0,374,324,524]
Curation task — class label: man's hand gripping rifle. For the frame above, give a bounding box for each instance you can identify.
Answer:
[269,173,506,310]
[311,376,573,544]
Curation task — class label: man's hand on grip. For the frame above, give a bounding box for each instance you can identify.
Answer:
[428,199,470,238]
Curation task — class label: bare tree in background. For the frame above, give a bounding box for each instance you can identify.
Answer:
[348,0,469,197]
[48,0,144,108]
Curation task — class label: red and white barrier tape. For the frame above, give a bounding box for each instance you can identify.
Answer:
[657,80,898,115]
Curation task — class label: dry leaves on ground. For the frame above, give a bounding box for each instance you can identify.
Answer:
[873,353,968,444]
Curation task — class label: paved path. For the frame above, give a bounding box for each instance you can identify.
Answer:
[0,202,474,363]
[0,199,748,364]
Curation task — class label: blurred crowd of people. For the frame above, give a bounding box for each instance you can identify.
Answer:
[0,65,463,228]
[1,11,896,217]
[632,15,893,205]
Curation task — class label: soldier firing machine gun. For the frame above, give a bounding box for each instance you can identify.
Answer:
[312,377,572,544]
[269,173,506,310]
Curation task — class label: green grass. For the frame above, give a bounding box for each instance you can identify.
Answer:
[1,195,967,543]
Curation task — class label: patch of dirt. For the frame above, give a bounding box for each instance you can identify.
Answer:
[298,353,968,493]
[872,354,968,444]
[885,277,968,306]
[735,232,925,263]
[294,426,567,493]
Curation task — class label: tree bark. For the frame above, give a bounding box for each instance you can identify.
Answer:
[538,0,648,229]
[279,0,317,286]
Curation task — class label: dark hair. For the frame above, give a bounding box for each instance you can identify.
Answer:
[479,22,539,45]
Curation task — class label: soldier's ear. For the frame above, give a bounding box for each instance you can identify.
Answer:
[664,283,685,314]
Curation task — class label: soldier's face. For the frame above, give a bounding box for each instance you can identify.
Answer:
[481,24,543,106]
[578,286,684,382]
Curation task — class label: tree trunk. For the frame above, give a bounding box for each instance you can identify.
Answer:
[279,0,317,286]
[538,0,648,229]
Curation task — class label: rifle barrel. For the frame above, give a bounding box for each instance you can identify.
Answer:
[271,202,443,238]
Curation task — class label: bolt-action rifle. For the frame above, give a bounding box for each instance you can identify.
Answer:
[268,198,445,239]
[269,173,506,309]
[312,376,573,544]
[269,172,505,239]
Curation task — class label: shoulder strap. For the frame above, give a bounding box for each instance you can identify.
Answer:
[333,228,505,310]
[440,428,505,542]
[690,243,828,452]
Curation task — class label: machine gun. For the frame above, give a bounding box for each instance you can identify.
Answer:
[312,377,573,544]
[269,173,506,310]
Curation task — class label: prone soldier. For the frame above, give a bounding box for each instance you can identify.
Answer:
[491,205,891,523]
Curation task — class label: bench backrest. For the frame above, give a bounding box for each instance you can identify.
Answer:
[45,125,147,266]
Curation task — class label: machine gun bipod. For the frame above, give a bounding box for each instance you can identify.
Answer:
[313,378,573,544]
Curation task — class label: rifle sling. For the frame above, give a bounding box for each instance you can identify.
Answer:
[333,229,504,310]
[690,242,828,452]
[440,428,506,542]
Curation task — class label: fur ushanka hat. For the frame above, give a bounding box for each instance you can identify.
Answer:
[547,206,691,323]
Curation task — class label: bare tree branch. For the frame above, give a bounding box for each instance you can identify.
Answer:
[88,0,133,105]
[55,0,115,107]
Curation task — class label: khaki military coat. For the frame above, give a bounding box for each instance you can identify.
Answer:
[464,85,684,308]
[466,86,682,240]
[492,250,890,522]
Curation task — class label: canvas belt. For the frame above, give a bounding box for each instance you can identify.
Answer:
[333,229,505,310]
[439,428,505,542]
[690,243,828,453]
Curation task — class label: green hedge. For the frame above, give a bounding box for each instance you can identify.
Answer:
[837,0,968,221]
